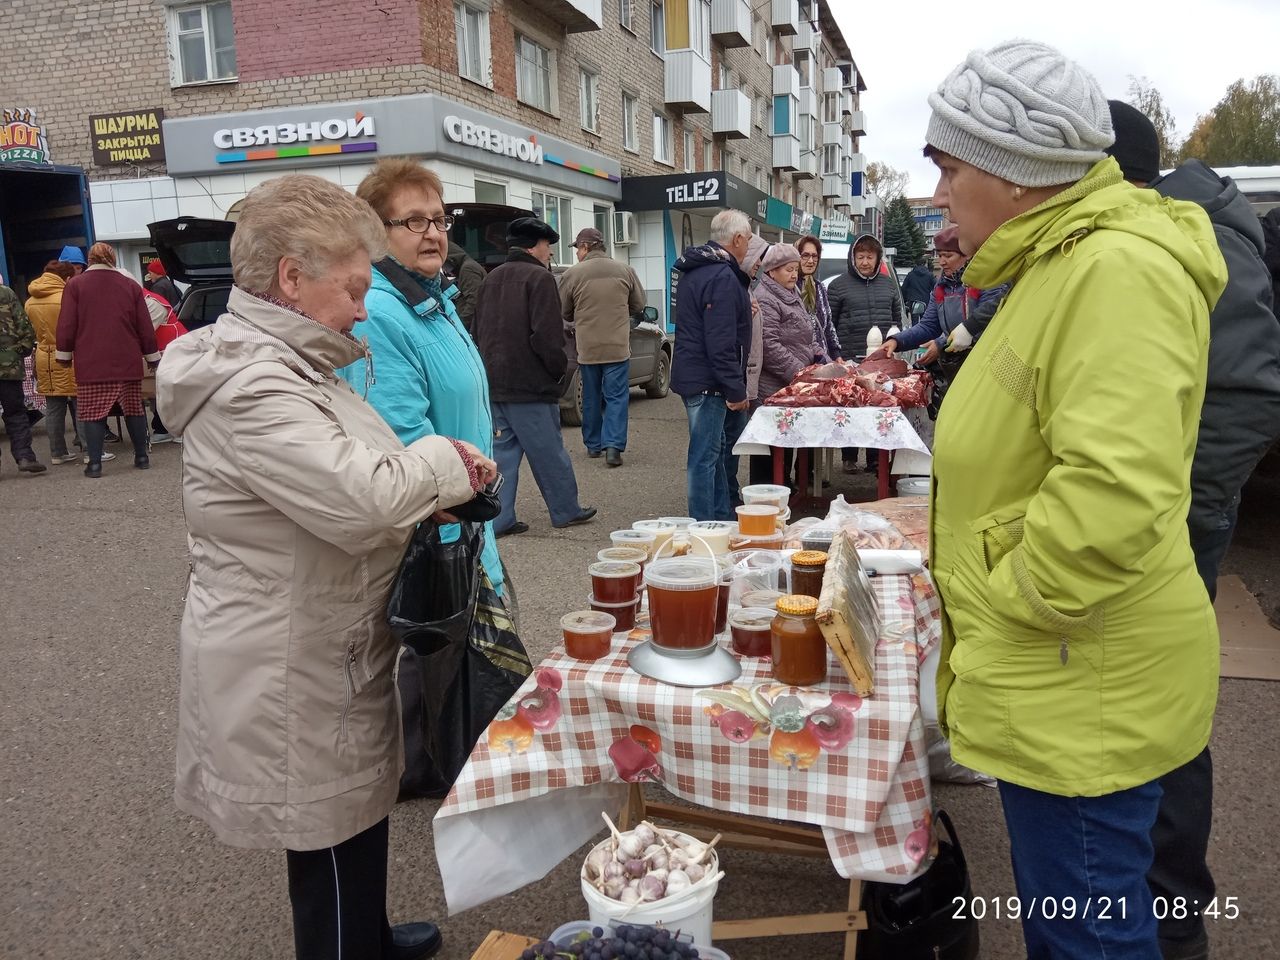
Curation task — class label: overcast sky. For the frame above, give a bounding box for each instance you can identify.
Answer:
[828,0,1280,199]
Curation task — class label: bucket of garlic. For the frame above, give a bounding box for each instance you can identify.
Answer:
[580,814,724,946]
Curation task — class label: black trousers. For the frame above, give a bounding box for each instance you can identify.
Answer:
[1147,515,1235,951]
[0,379,35,464]
[286,817,393,960]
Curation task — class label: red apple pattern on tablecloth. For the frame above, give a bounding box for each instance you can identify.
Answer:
[904,808,934,863]
[486,667,564,753]
[608,729,662,783]
[699,682,862,770]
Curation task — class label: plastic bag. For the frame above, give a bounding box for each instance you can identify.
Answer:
[824,496,910,550]
[388,522,532,799]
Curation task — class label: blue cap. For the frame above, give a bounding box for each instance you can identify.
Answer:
[58,245,86,265]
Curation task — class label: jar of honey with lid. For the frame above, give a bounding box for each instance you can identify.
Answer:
[771,595,828,686]
[789,550,828,601]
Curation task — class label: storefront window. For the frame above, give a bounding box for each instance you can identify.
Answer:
[593,204,613,249]
[475,180,507,205]
[532,190,574,265]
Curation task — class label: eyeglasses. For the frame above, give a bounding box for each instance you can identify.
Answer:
[799,253,820,261]
[383,215,455,234]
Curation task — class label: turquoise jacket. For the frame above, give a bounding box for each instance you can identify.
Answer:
[340,264,503,592]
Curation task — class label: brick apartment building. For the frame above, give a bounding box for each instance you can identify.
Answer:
[1,0,868,323]
[907,195,948,259]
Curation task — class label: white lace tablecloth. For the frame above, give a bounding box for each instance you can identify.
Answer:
[732,406,930,458]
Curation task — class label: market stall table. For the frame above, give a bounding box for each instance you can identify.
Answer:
[732,406,931,502]
[435,572,943,955]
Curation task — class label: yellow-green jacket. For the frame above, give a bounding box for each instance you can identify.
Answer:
[931,158,1228,796]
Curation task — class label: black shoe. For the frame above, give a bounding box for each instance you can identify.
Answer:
[104,430,121,443]
[605,448,623,468]
[555,507,598,529]
[1159,930,1208,960]
[84,462,102,479]
[134,455,150,470]
[586,449,603,459]
[17,459,47,474]
[496,521,530,538]
[389,921,443,960]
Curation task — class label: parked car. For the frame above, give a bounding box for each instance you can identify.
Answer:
[446,202,535,273]
[147,217,234,332]
[559,305,672,427]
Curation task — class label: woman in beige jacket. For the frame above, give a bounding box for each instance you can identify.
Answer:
[156,175,495,960]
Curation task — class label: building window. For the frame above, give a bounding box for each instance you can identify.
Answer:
[823,92,839,124]
[475,180,506,204]
[765,31,774,66]
[580,69,599,131]
[516,34,554,112]
[755,165,764,190]
[594,203,613,249]
[794,50,811,88]
[531,190,573,265]
[169,0,237,85]
[622,92,639,152]
[454,2,490,85]
[650,0,664,54]
[755,93,766,128]
[772,95,796,136]
[653,112,673,165]
[822,144,838,175]
[619,0,635,31]
[717,62,730,90]
[703,137,712,171]
[683,130,695,173]
[691,0,711,58]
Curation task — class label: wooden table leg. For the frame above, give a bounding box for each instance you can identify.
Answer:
[773,446,785,486]
[843,878,863,960]
[618,783,647,830]
[877,449,891,500]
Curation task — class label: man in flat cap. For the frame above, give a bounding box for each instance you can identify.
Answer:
[472,217,596,536]
[559,227,646,467]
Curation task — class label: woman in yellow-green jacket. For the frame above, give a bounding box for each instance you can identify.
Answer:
[924,41,1227,960]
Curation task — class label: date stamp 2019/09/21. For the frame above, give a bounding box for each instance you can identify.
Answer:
[951,897,1242,922]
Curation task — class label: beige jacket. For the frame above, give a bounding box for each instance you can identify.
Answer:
[559,250,646,365]
[156,287,475,851]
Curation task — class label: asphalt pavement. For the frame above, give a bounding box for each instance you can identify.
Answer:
[2,393,1277,959]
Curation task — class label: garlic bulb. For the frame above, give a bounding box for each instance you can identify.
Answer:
[624,858,646,879]
[585,846,611,880]
[685,863,705,884]
[603,877,627,899]
[646,868,668,883]
[665,869,691,895]
[634,823,657,848]
[617,834,644,859]
[603,860,625,881]
[638,874,666,901]
[619,886,641,905]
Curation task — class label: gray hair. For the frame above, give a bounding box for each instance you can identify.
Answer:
[230,175,388,294]
[709,209,752,245]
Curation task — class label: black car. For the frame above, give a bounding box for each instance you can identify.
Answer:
[147,217,235,331]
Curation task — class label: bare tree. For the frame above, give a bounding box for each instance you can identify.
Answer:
[866,161,910,202]
[1126,75,1181,169]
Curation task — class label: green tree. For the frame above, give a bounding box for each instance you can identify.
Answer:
[866,161,910,203]
[883,196,924,266]
[1179,74,1280,166]
[1126,75,1181,169]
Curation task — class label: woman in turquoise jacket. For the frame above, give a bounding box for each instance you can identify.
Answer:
[339,158,503,593]
[923,41,1227,960]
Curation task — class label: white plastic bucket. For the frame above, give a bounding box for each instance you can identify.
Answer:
[580,837,721,945]
[896,475,931,497]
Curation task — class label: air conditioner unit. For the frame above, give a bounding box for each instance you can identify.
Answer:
[614,210,639,245]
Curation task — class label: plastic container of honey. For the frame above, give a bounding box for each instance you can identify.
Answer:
[589,560,642,604]
[632,519,677,557]
[789,550,829,601]
[687,521,737,555]
[735,504,780,536]
[611,528,657,557]
[729,607,776,658]
[658,517,697,531]
[561,610,616,661]
[739,588,785,610]
[588,595,640,633]
[740,484,791,510]
[771,595,829,686]
[644,557,719,652]
[729,531,787,552]
[597,546,649,568]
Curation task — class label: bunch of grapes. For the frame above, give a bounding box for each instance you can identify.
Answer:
[521,925,701,960]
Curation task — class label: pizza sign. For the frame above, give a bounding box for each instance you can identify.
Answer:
[1,108,51,164]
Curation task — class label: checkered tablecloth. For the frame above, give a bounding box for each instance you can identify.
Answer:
[434,572,942,914]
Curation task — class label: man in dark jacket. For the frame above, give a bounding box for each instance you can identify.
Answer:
[0,283,46,475]
[143,259,181,305]
[828,233,902,471]
[472,217,595,536]
[1109,100,1280,960]
[443,241,487,333]
[899,262,936,319]
[670,209,754,521]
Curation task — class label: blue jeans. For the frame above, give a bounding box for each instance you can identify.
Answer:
[999,779,1164,960]
[723,405,750,509]
[683,393,740,522]
[580,361,630,453]
[492,401,583,531]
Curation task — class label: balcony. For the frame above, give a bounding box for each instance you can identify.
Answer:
[664,50,712,113]
[847,196,866,216]
[795,16,821,55]
[822,66,842,93]
[822,121,842,146]
[773,63,800,98]
[772,135,800,171]
[848,110,866,137]
[850,151,865,174]
[838,61,857,88]
[523,0,602,32]
[770,0,799,35]
[794,149,818,180]
[841,89,855,116]
[710,0,752,48]
[822,173,843,198]
[711,88,751,139]
[797,87,815,118]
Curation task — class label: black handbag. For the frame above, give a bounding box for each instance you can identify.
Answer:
[447,475,503,524]
[857,810,980,960]
[388,521,531,798]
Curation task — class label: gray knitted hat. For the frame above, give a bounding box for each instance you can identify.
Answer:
[926,40,1115,187]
